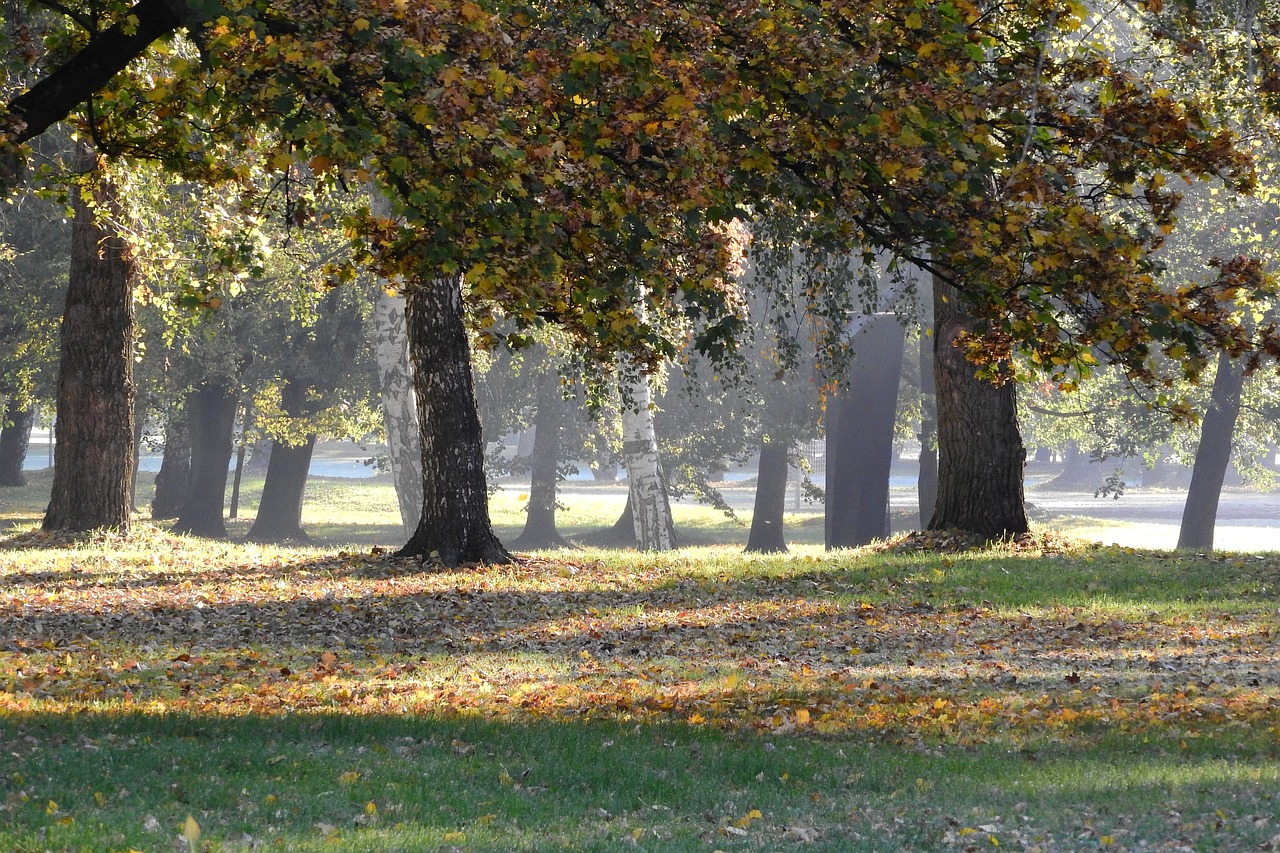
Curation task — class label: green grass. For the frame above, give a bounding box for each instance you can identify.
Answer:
[2,472,1280,850]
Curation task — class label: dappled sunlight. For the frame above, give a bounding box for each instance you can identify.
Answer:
[4,532,1279,750]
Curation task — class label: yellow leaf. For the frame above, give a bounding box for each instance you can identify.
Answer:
[795,708,811,726]
[338,771,361,784]
[443,831,467,842]
[905,11,922,27]
[182,814,201,846]
[352,17,370,30]
[365,801,377,816]
[476,813,497,825]
[46,800,58,815]
[459,1,483,21]
[271,152,294,171]
[746,809,762,820]
[723,671,741,690]
[516,493,529,502]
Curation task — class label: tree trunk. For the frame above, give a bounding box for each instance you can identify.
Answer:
[245,436,316,542]
[621,371,676,551]
[42,147,136,533]
[374,288,424,539]
[247,378,316,543]
[0,401,36,487]
[928,276,1028,537]
[171,383,237,538]
[1039,440,1107,490]
[745,432,789,553]
[917,327,939,526]
[825,316,906,547]
[510,364,573,550]
[151,409,191,519]
[396,274,510,566]
[1177,351,1244,551]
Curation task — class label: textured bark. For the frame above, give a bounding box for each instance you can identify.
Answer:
[825,316,906,547]
[928,277,1028,537]
[151,410,191,519]
[510,366,573,550]
[42,148,136,533]
[247,379,316,542]
[0,401,36,487]
[621,372,676,551]
[1177,351,1244,551]
[373,288,423,538]
[745,433,789,553]
[917,327,939,525]
[396,275,510,566]
[171,384,237,538]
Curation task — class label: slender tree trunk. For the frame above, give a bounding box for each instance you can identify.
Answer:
[917,327,939,526]
[130,390,146,511]
[1177,352,1244,551]
[928,275,1028,537]
[745,432,789,553]
[374,288,424,539]
[510,364,573,550]
[825,316,906,547]
[621,371,675,551]
[247,378,316,542]
[1039,440,1105,490]
[396,274,510,566]
[43,147,136,533]
[151,409,191,519]
[171,383,237,538]
[0,401,36,487]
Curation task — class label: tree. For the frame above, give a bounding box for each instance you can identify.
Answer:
[42,146,136,533]
[928,275,1028,537]
[508,350,574,551]
[1178,350,1246,550]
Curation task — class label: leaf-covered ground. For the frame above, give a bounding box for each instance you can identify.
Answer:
[2,525,1280,850]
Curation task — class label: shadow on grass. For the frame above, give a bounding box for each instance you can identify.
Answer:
[1,709,1278,852]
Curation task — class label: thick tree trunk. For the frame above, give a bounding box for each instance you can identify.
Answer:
[1177,351,1244,551]
[928,276,1028,537]
[43,148,136,533]
[245,436,316,542]
[151,409,191,519]
[621,371,676,551]
[510,365,573,550]
[745,432,789,553]
[171,384,237,538]
[917,327,939,526]
[374,288,423,538]
[396,275,510,566]
[247,378,316,543]
[0,401,36,487]
[825,316,906,547]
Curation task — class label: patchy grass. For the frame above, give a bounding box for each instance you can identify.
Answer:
[3,475,1280,849]
[2,503,1279,850]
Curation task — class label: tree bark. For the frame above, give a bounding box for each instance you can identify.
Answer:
[171,383,237,538]
[621,371,676,551]
[246,378,316,543]
[510,364,573,550]
[1177,351,1244,551]
[245,436,316,542]
[373,288,423,539]
[42,148,136,533]
[0,401,36,487]
[151,408,191,519]
[745,432,789,553]
[396,274,510,566]
[928,276,1028,537]
[825,316,906,547]
[917,327,939,526]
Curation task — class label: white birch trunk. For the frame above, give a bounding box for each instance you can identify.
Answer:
[620,371,674,551]
[374,288,423,538]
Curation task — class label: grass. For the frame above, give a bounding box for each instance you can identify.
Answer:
[2,472,1280,851]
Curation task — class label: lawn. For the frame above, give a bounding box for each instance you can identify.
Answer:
[1,473,1279,851]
